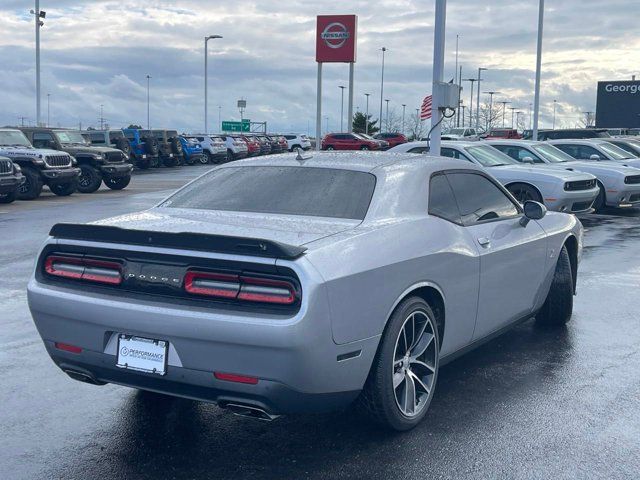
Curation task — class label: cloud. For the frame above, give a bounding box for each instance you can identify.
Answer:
[0,0,637,132]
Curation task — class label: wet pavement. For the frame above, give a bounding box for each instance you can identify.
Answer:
[1,167,639,479]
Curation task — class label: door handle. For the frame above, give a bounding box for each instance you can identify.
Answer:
[477,237,491,247]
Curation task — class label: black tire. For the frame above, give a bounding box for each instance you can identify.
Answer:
[17,167,43,200]
[104,175,131,190]
[143,136,159,156]
[507,183,543,204]
[77,164,102,193]
[170,137,184,156]
[536,245,573,326]
[592,182,606,212]
[226,149,235,162]
[290,144,301,152]
[0,191,17,203]
[201,153,211,165]
[162,156,179,168]
[49,181,77,196]
[115,137,131,156]
[325,145,335,151]
[360,145,370,151]
[357,296,440,431]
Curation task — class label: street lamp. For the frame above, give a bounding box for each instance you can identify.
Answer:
[324,115,329,135]
[218,105,222,133]
[483,91,500,131]
[402,104,406,136]
[379,47,387,131]
[509,106,518,129]
[339,85,346,131]
[364,93,371,134]
[47,93,50,127]
[385,99,390,131]
[532,0,545,140]
[463,78,477,128]
[497,100,510,128]
[475,67,487,131]
[146,74,151,129]
[30,2,46,126]
[552,99,557,129]
[204,34,223,134]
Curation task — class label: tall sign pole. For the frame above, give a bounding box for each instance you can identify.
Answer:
[315,15,358,150]
[35,0,42,126]
[532,0,545,140]
[428,0,447,156]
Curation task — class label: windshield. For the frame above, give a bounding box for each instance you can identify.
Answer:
[600,142,636,160]
[356,133,375,140]
[532,144,574,163]
[446,128,466,135]
[0,130,32,147]
[54,130,87,144]
[161,166,376,220]
[466,146,516,167]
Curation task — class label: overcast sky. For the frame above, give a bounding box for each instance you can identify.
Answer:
[0,0,638,134]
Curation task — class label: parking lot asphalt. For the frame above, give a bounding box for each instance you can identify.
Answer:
[1,165,639,480]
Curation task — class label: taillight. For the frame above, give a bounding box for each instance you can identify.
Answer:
[44,255,122,285]
[214,372,259,385]
[185,270,298,305]
[55,342,83,354]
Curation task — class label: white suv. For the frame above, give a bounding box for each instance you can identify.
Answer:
[187,135,227,164]
[219,135,249,161]
[284,134,312,151]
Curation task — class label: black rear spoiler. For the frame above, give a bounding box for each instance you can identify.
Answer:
[49,223,307,260]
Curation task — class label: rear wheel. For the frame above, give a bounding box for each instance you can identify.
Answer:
[115,137,131,157]
[325,145,335,151]
[104,175,131,190]
[507,183,542,204]
[536,245,573,326]
[49,181,77,196]
[0,191,17,203]
[358,297,439,431]
[226,149,235,162]
[17,167,43,200]
[200,153,211,164]
[77,165,102,193]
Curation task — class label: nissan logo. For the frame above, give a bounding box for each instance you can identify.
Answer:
[321,22,350,49]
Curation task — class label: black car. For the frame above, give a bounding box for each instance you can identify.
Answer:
[525,128,611,141]
[0,155,25,203]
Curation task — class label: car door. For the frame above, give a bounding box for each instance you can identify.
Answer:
[344,134,359,150]
[445,171,548,340]
[31,132,57,150]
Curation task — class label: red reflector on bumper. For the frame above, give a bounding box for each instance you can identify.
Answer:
[214,372,259,385]
[54,342,83,354]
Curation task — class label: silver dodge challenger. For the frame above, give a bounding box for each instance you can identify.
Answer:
[28,152,582,431]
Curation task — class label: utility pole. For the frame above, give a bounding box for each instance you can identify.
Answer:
[456,65,463,126]
[99,104,104,130]
[475,67,487,131]
[31,1,45,126]
[385,99,390,131]
[497,101,510,128]
[218,105,222,133]
[463,78,476,128]
[529,102,533,129]
[146,74,151,129]
[364,93,371,135]
[47,93,50,127]
[402,104,406,136]
[339,85,346,131]
[552,99,557,129]
[509,107,518,129]
[428,0,447,156]
[532,0,545,140]
[379,47,387,131]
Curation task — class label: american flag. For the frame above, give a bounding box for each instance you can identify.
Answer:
[420,95,433,120]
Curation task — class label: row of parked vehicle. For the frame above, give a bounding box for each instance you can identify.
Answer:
[388,131,640,214]
[320,132,408,151]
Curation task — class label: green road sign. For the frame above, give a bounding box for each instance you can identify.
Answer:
[221,119,251,132]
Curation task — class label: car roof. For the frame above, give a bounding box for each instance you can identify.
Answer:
[547,139,611,145]
[221,151,482,175]
[484,139,539,146]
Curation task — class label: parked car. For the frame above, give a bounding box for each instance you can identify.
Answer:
[21,127,132,193]
[283,134,312,151]
[390,141,599,214]
[441,127,480,141]
[254,135,273,155]
[527,128,611,141]
[178,136,206,165]
[483,129,522,140]
[374,132,407,148]
[219,135,249,161]
[0,128,80,199]
[0,155,25,203]
[358,133,389,150]
[184,135,227,164]
[547,139,640,169]
[605,138,640,158]
[239,135,261,157]
[322,133,381,151]
[486,140,640,211]
[122,128,160,169]
[276,135,289,153]
[265,135,284,154]
[83,130,132,158]
[28,152,581,431]
[139,130,183,167]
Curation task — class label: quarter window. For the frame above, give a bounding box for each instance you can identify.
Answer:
[428,174,461,224]
[446,172,519,225]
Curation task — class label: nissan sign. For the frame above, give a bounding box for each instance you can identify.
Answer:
[316,15,357,63]
[595,80,640,128]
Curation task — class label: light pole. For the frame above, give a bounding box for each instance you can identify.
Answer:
[324,115,329,135]
[339,85,346,131]
[483,91,500,131]
[47,93,50,127]
[497,100,510,128]
[516,111,523,130]
[475,67,487,131]
[402,104,406,136]
[364,93,371,134]
[146,74,151,129]
[204,34,223,134]
[463,78,476,128]
[218,105,222,133]
[529,102,533,129]
[31,2,46,126]
[385,99,390,131]
[552,99,557,129]
[509,106,518,129]
[532,0,545,140]
[428,0,447,156]
[379,47,387,131]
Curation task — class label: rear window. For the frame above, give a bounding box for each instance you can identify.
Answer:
[162,166,376,220]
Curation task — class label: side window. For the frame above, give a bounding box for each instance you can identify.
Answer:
[428,174,461,224]
[446,172,519,225]
[493,145,543,163]
[90,133,104,144]
[408,146,429,153]
[576,145,601,159]
[32,132,55,148]
[554,144,578,158]
[441,148,473,162]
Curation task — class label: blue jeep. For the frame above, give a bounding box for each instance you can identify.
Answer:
[122,128,160,169]
[179,136,207,165]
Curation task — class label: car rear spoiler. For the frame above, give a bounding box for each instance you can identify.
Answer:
[49,223,307,260]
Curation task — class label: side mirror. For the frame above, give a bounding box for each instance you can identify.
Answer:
[522,156,535,164]
[520,200,547,227]
[589,154,601,160]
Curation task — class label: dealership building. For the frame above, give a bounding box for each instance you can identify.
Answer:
[595,79,640,128]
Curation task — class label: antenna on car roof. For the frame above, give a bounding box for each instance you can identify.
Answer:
[295,147,313,163]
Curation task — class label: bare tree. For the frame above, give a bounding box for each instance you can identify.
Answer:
[477,102,504,132]
[406,111,427,140]
[577,112,595,128]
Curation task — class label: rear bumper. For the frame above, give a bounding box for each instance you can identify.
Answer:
[41,167,81,184]
[0,173,24,193]
[100,163,133,177]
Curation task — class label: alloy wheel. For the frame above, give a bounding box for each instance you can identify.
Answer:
[392,310,437,417]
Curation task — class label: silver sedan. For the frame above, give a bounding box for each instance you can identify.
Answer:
[28,152,581,431]
[390,141,599,214]
[486,139,640,210]
[547,138,640,169]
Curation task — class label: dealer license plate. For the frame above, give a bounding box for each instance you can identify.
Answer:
[116,335,168,375]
